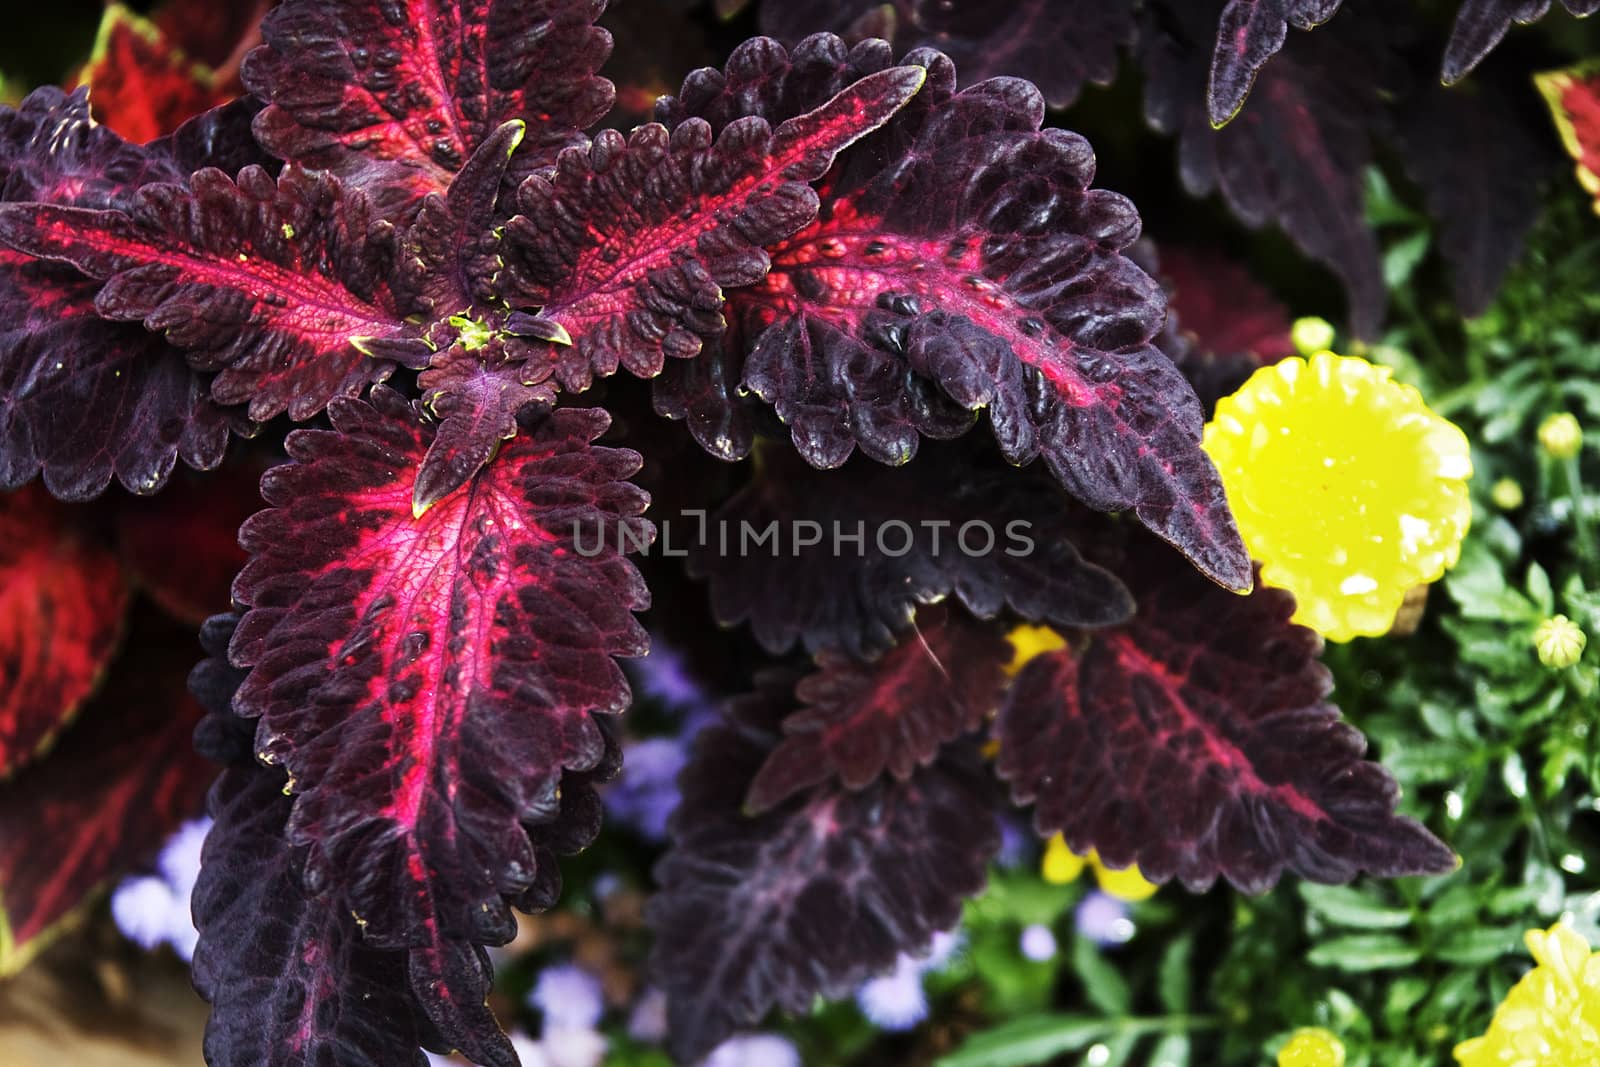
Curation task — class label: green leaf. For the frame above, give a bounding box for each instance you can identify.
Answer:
[935,1015,1114,1067]
[1158,934,1194,1015]
[1071,936,1131,1016]
[1436,925,1522,965]
[1299,885,1414,930]
[1306,934,1422,972]
[1148,1033,1190,1067]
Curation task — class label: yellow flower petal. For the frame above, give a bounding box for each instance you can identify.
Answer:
[1456,923,1600,1066]
[1041,833,1085,885]
[1089,853,1158,902]
[1203,353,1473,642]
[1006,624,1067,676]
[1278,1027,1346,1067]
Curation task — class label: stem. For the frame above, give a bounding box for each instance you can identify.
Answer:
[1563,454,1598,583]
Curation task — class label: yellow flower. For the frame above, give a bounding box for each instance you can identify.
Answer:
[1278,1027,1346,1067]
[1455,922,1600,1066]
[1203,353,1473,641]
[1539,412,1584,461]
[1040,834,1158,901]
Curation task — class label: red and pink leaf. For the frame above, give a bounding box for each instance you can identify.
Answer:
[229,387,651,952]
[746,605,1012,812]
[994,534,1457,894]
[0,612,212,976]
[647,678,998,1062]
[759,0,1137,109]
[503,63,927,391]
[75,3,234,143]
[690,439,1134,659]
[1207,0,1345,126]
[241,0,616,212]
[0,485,128,779]
[0,166,427,422]
[660,36,1250,589]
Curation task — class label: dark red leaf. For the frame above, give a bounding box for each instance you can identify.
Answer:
[1444,0,1600,85]
[1207,0,1345,126]
[229,387,651,952]
[193,766,437,1067]
[151,0,272,74]
[649,336,765,462]
[75,3,234,143]
[0,611,212,976]
[648,680,998,1061]
[1156,245,1294,409]
[0,89,243,500]
[0,166,426,422]
[114,464,259,625]
[0,485,128,779]
[1144,0,1385,338]
[503,63,927,391]
[994,534,1457,894]
[660,36,1250,589]
[746,605,1012,812]
[152,97,278,178]
[413,356,556,515]
[759,0,1137,109]
[690,439,1134,659]
[242,0,616,212]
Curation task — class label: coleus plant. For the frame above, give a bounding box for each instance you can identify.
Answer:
[741,0,1571,333]
[0,2,1457,1065]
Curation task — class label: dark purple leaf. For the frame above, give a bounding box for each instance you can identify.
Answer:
[1155,245,1294,410]
[648,679,998,1061]
[1444,0,1600,85]
[242,0,616,212]
[691,439,1134,659]
[660,35,1251,589]
[995,533,1457,894]
[1144,0,1385,338]
[1208,0,1346,125]
[760,0,1137,109]
[746,604,1012,812]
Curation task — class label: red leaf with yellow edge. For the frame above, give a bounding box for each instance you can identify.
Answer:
[242,0,616,213]
[1538,59,1600,213]
[503,63,927,391]
[0,610,211,977]
[0,485,128,779]
[994,533,1456,894]
[75,3,233,144]
[745,605,1012,812]
[228,386,651,953]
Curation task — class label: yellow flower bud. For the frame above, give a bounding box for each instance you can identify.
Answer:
[1534,615,1587,668]
[1490,477,1524,511]
[1278,1028,1346,1067]
[1291,317,1336,357]
[1538,412,1584,460]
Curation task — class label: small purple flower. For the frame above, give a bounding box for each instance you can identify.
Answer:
[628,986,669,1044]
[530,963,605,1031]
[541,1026,606,1067]
[1075,891,1135,946]
[995,816,1033,870]
[630,639,719,736]
[507,1033,549,1067]
[111,875,177,950]
[916,928,961,972]
[703,1034,802,1067]
[855,954,928,1031]
[603,737,688,841]
[158,816,211,897]
[1019,923,1058,962]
